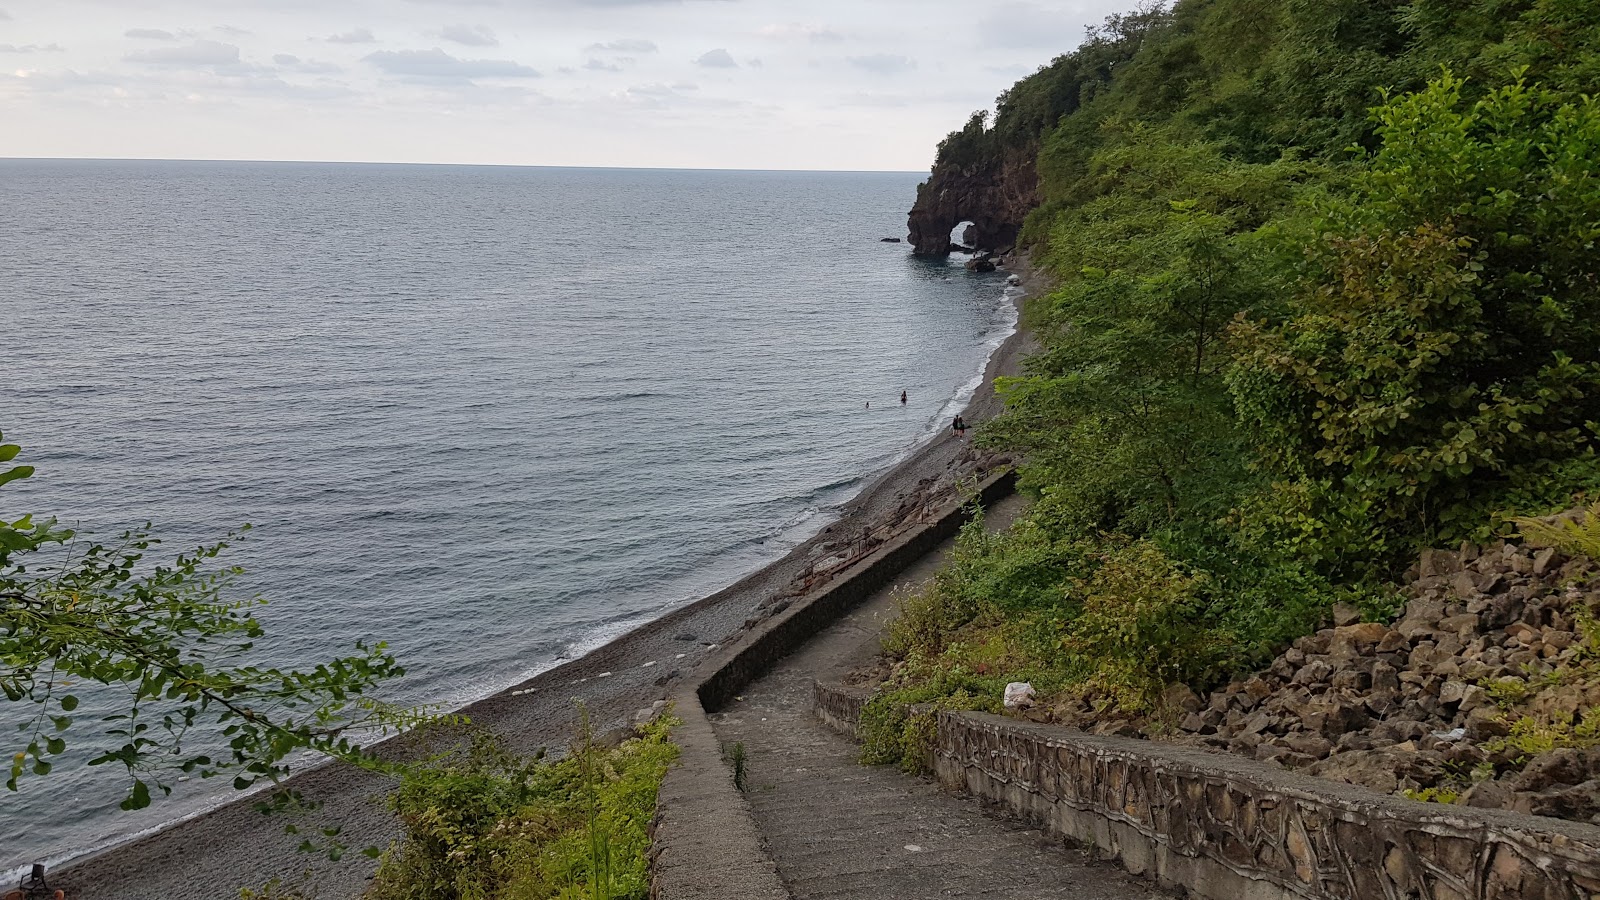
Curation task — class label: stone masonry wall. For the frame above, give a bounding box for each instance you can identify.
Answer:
[938,711,1600,900]
[813,681,1600,900]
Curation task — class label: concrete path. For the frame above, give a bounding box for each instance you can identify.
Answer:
[708,497,1168,900]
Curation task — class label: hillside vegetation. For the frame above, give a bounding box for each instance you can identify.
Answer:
[870,0,1600,758]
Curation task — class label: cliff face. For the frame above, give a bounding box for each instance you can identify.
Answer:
[907,144,1039,256]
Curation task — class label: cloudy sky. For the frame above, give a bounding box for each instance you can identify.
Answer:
[0,0,1123,170]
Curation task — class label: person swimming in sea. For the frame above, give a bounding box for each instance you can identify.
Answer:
[900,390,907,405]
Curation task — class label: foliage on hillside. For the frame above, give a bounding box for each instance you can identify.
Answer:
[367,711,678,900]
[873,0,1600,762]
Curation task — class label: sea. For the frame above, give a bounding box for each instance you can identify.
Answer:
[0,159,1015,870]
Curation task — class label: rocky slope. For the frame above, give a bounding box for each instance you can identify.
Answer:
[1159,534,1600,823]
[906,145,1039,256]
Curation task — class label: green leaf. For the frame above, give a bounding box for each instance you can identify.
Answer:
[0,465,35,488]
[121,779,152,811]
[59,695,79,712]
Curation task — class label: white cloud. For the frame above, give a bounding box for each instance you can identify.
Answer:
[847,54,916,75]
[2,0,1134,170]
[273,53,341,74]
[364,48,540,80]
[435,24,497,47]
[325,28,377,44]
[126,40,242,68]
[976,2,1088,50]
[757,23,844,43]
[694,48,737,68]
[586,39,657,54]
[0,9,11,22]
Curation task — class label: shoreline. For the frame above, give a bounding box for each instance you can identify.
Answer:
[55,252,1048,900]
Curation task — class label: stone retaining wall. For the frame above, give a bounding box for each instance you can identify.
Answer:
[696,470,1016,714]
[812,678,867,738]
[812,681,1600,900]
[649,470,1015,900]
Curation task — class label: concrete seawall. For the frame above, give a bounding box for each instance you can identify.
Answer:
[814,681,1600,900]
[648,469,1016,900]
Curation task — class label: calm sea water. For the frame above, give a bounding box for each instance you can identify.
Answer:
[0,160,1012,867]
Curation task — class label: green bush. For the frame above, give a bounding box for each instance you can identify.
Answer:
[886,0,1600,731]
[368,711,678,900]
[1057,539,1224,713]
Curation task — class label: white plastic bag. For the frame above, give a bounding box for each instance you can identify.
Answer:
[1003,681,1037,710]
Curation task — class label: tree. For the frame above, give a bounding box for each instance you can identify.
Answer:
[2,431,423,813]
[1229,73,1600,562]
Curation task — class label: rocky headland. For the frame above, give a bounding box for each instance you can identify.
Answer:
[906,144,1038,256]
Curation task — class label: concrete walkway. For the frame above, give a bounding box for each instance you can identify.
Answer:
[707,497,1168,900]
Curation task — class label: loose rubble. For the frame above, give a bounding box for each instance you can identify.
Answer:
[1165,531,1600,823]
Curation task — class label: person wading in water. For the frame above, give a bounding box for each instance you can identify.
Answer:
[900,390,907,405]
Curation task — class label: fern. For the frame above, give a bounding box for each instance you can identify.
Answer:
[1512,502,1600,559]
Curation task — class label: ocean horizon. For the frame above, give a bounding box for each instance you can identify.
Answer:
[0,159,1013,869]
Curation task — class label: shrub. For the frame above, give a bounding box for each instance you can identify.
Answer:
[1058,539,1225,713]
[368,710,678,900]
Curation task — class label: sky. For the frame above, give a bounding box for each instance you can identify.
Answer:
[0,0,1127,171]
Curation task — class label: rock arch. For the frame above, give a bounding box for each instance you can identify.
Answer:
[906,150,1039,256]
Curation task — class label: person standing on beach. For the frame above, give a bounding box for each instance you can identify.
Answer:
[951,415,967,437]
[900,390,907,405]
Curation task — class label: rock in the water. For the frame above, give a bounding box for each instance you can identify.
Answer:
[965,255,997,273]
[880,237,903,243]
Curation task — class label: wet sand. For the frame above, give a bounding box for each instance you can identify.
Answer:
[55,259,1047,900]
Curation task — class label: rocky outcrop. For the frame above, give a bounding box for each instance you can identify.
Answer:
[907,144,1039,256]
[1168,534,1600,824]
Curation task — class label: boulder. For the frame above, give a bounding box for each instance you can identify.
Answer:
[1282,732,1335,760]
[1292,658,1334,685]
[1329,622,1388,656]
[1419,548,1461,578]
[1512,748,1591,792]
[1533,546,1559,576]
[880,237,903,243]
[1372,661,1401,693]
[1460,779,1516,810]
[1464,704,1510,741]
[1310,750,1402,794]
[1516,779,1600,821]
[1303,697,1370,738]
[1161,683,1202,714]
